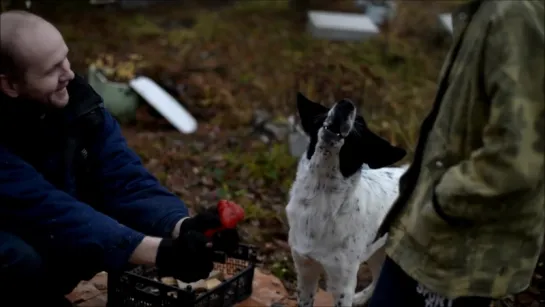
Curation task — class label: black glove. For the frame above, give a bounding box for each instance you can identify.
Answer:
[179,206,223,234]
[155,230,214,283]
[180,206,241,255]
[211,228,240,255]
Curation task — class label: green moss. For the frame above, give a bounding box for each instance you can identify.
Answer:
[166,28,197,46]
[226,142,297,190]
[271,257,296,281]
[155,171,168,185]
[227,0,290,14]
[243,202,277,220]
[117,14,163,38]
[191,11,222,42]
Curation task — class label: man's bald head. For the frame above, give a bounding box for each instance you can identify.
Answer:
[0,10,74,108]
[0,10,59,76]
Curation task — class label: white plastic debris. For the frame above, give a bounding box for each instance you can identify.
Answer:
[129,76,198,134]
[438,13,454,35]
[307,11,380,41]
[355,0,397,26]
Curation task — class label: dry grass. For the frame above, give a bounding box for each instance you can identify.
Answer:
[34,0,458,159]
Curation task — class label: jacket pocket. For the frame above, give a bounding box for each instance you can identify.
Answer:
[431,180,473,227]
[416,197,472,270]
[410,183,453,249]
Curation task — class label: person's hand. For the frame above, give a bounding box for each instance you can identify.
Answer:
[211,228,240,255]
[179,206,223,234]
[179,203,242,255]
[155,230,214,283]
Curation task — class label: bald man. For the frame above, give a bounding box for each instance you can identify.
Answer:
[0,11,239,305]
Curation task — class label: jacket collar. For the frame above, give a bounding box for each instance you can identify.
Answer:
[0,74,101,127]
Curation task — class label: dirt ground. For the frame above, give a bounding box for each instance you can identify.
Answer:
[4,0,543,306]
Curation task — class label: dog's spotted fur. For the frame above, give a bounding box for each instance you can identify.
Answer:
[286,93,408,307]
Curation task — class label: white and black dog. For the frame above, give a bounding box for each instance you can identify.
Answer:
[286,93,409,307]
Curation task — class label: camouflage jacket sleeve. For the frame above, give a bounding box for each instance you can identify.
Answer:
[434,5,544,223]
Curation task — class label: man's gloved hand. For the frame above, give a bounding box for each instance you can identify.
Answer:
[211,228,240,255]
[179,206,223,234]
[180,205,242,255]
[156,230,214,283]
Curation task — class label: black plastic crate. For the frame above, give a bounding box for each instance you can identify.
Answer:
[107,244,258,307]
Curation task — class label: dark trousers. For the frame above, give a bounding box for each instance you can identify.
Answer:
[0,231,98,305]
[369,257,493,307]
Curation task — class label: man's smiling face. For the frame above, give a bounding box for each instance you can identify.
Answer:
[15,22,75,108]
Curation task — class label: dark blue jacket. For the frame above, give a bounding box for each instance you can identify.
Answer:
[0,74,189,271]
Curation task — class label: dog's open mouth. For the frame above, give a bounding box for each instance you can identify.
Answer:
[321,99,356,141]
[324,125,341,136]
[323,124,348,140]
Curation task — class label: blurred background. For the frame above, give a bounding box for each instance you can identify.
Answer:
[1,1,542,306]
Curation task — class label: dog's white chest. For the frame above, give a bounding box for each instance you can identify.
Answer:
[286,171,368,262]
[286,158,406,264]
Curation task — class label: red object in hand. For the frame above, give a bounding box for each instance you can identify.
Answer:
[204,200,245,238]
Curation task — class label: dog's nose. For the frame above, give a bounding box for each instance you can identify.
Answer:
[337,99,355,112]
[326,99,355,134]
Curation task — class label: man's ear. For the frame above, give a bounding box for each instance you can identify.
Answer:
[0,74,20,98]
[364,130,407,169]
[296,92,328,135]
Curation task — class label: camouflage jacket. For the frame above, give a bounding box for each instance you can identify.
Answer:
[376,0,545,300]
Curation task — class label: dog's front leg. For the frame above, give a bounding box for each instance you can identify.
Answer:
[353,237,387,306]
[292,251,322,307]
[324,261,359,307]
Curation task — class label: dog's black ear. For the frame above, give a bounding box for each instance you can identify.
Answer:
[339,133,368,177]
[339,116,406,177]
[364,130,406,169]
[297,92,328,135]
